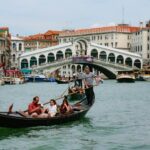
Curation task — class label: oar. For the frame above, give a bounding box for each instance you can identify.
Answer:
[42,83,99,106]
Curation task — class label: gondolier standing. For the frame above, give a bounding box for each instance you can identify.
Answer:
[83,66,97,105]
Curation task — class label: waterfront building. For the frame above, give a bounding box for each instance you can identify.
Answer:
[131,21,150,65]
[11,36,25,68]
[24,30,60,51]
[0,27,11,68]
[58,24,140,51]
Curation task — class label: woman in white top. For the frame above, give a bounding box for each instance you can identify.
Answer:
[48,99,57,117]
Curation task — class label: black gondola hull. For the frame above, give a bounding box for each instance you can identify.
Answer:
[0,96,94,128]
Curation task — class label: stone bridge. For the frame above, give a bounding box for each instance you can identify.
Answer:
[19,39,143,78]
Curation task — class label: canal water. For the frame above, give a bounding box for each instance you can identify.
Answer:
[0,81,150,150]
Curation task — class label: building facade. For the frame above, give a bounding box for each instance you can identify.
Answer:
[131,21,150,65]
[0,27,11,68]
[11,36,25,68]
[58,24,140,51]
[24,30,60,52]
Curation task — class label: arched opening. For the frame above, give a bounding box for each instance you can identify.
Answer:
[108,53,115,63]
[30,56,37,67]
[21,59,28,69]
[39,55,46,65]
[75,39,88,56]
[72,65,76,73]
[13,43,16,50]
[91,49,98,58]
[116,55,124,64]
[65,49,72,58]
[125,57,132,67]
[47,53,55,62]
[99,51,107,61]
[134,59,141,68]
[56,51,63,60]
[77,65,81,71]
[19,43,22,51]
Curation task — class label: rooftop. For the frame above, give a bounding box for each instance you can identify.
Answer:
[59,25,141,37]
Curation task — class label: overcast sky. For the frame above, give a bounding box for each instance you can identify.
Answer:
[1,0,150,35]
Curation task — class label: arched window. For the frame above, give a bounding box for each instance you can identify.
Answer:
[65,49,72,58]
[21,59,28,69]
[108,53,115,63]
[19,43,22,51]
[12,54,16,62]
[99,51,107,61]
[13,43,16,50]
[56,51,63,60]
[39,55,46,65]
[47,53,55,62]
[125,57,132,67]
[116,55,124,64]
[91,49,98,58]
[30,56,37,67]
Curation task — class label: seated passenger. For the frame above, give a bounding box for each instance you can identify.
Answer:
[28,96,48,118]
[60,96,73,114]
[48,99,57,117]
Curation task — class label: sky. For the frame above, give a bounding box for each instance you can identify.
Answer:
[0,0,150,36]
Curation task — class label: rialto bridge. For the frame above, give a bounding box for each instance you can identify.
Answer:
[19,38,143,79]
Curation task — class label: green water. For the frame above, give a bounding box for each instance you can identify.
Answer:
[0,81,150,150]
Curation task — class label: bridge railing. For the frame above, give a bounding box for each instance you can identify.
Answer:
[93,58,133,70]
[30,56,133,71]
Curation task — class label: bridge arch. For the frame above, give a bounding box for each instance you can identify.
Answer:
[99,51,107,61]
[56,50,64,60]
[125,57,132,67]
[30,56,37,67]
[47,53,55,62]
[116,55,124,64]
[134,59,141,68]
[91,49,98,58]
[108,53,115,63]
[21,59,28,69]
[74,38,88,56]
[39,54,46,65]
[65,49,72,58]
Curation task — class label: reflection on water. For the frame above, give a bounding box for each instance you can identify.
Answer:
[0,81,150,150]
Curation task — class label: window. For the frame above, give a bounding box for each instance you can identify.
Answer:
[148,36,150,41]
[111,42,113,47]
[148,44,150,50]
[115,42,118,47]
[19,43,22,51]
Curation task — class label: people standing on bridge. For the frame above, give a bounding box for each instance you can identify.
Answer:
[83,66,97,105]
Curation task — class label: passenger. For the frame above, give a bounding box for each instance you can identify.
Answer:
[48,99,57,117]
[60,96,73,114]
[28,96,48,118]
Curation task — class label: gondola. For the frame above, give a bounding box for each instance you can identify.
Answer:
[55,78,73,84]
[0,94,94,128]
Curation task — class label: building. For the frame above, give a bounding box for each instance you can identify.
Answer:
[11,36,25,68]
[131,21,150,65]
[58,24,140,51]
[0,27,11,68]
[24,30,60,51]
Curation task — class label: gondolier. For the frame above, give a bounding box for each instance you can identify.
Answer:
[83,66,96,106]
